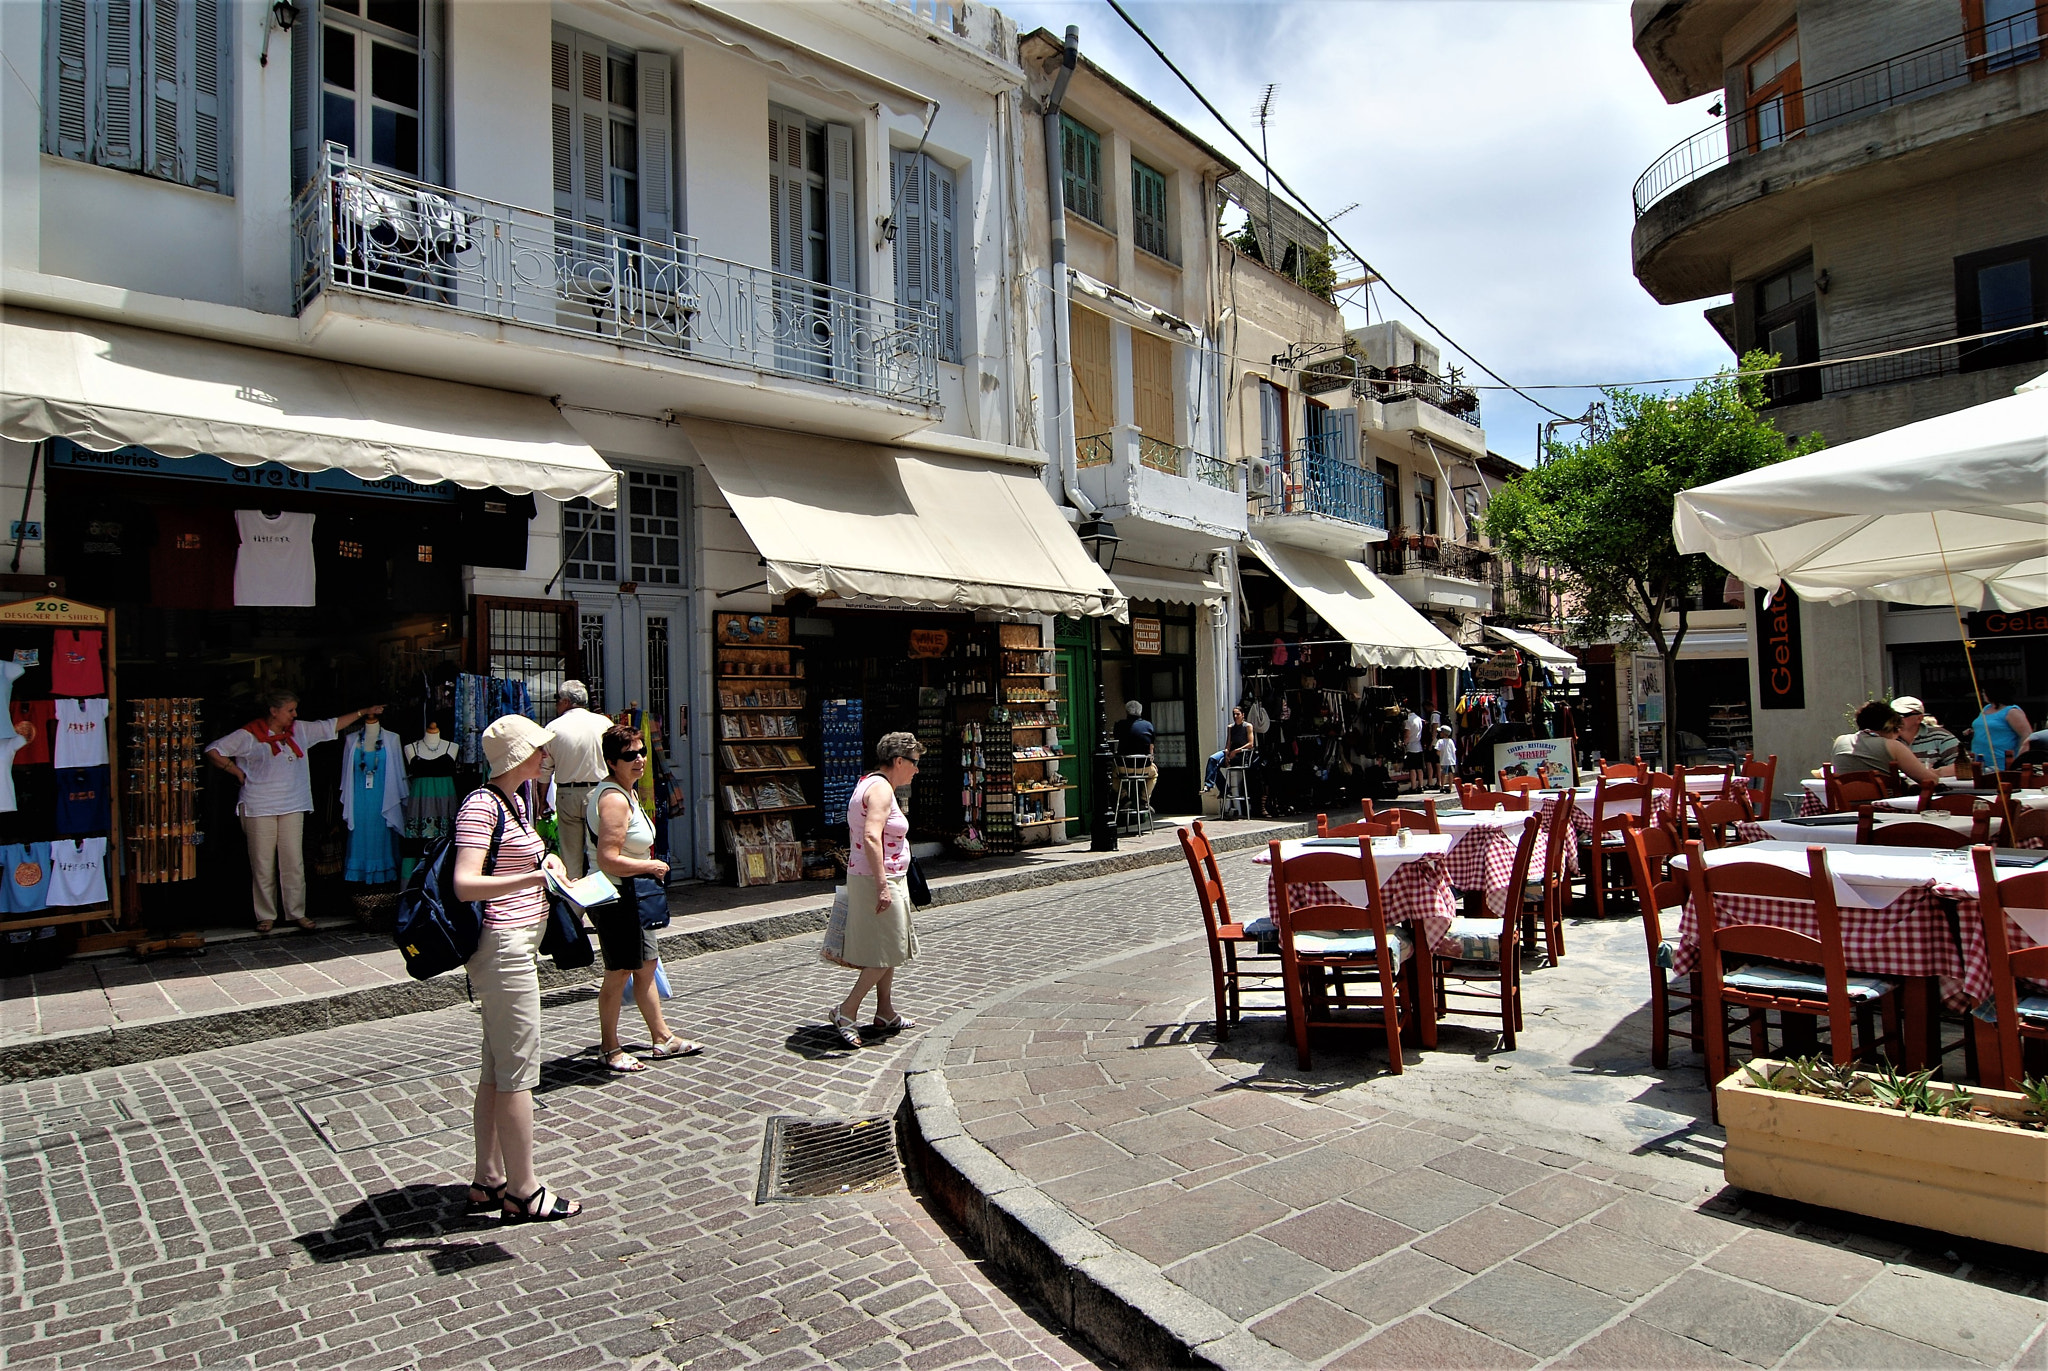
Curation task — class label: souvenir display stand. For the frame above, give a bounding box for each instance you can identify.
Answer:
[714,614,814,887]
[0,596,133,953]
[1001,624,1069,845]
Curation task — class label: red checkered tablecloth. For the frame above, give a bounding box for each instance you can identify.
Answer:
[1670,880,2003,1010]
[1797,790,1828,816]
[1438,823,1525,915]
[1265,857,1458,953]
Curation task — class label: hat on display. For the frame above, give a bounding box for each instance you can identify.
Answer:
[1890,696,1926,716]
[481,715,555,778]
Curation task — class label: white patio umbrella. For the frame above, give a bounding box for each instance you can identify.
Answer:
[1672,373,2048,611]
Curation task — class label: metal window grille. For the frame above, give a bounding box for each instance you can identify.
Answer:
[645,613,670,749]
[473,596,578,715]
[579,612,607,711]
[626,470,683,585]
[561,497,618,583]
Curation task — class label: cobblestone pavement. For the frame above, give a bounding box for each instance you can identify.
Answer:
[921,848,2048,1370]
[1,860,1256,1371]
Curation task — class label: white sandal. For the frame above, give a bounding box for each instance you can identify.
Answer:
[828,1010,863,1048]
[648,1035,702,1059]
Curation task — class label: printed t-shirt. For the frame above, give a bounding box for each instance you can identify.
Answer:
[55,767,111,834]
[12,700,54,765]
[234,511,317,607]
[205,718,336,815]
[58,499,152,605]
[150,507,237,610]
[0,660,22,716]
[51,630,105,696]
[47,837,108,907]
[53,698,109,768]
[453,787,548,927]
[0,731,24,811]
[4,843,50,913]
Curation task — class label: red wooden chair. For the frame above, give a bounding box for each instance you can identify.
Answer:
[2004,804,2048,849]
[1270,839,1412,1071]
[1460,788,1528,812]
[1588,779,1653,921]
[1824,767,1891,813]
[1855,804,1982,848]
[1685,841,1902,1119]
[1679,764,1734,801]
[1525,791,1576,965]
[1741,753,1778,817]
[1317,813,1399,839]
[1179,822,1283,1042]
[1388,800,1440,835]
[1500,775,1543,794]
[1433,804,1544,1050]
[1600,758,1646,781]
[1971,846,2048,1090]
[1688,793,1755,850]
[1621,823,1698,1070]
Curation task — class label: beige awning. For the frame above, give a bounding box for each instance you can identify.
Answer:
[1113,563,1225,607]
[1250,540,1468,669]
[1,308,620,506]
[685,419,1127,619]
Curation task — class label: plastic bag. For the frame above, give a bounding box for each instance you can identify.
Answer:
[819,885,855,968]
[622,959,673,1000]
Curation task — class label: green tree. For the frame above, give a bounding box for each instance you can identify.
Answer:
[1483,353,1824,768]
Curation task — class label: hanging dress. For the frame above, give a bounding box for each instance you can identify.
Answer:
[405,743,459,842]
[344,743,398,883]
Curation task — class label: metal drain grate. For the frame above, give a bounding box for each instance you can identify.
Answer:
[755,1115,902,1203]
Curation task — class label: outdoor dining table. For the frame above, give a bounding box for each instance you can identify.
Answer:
[1736,809,2041,848]
[1255,834,1460,1048]
[1667,839,2048,1073]
[1795,777,2034,817]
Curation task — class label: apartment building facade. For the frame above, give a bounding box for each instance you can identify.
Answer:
[0,0,1127,928]
[1631,0,2048,786]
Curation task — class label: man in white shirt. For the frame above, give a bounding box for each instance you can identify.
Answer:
[1401,705,1427,793]
[547,681,612,877]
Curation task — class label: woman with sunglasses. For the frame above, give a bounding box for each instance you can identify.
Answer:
[590,724,699,1070]
[827,731,923,1047]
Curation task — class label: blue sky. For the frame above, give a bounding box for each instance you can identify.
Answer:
[997,0,1735,465]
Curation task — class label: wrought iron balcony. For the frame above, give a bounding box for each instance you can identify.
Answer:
[1297,354,1481,426]
[1377,537,1494,582]
[292,144,941,407]
[1634,15,2042,217]
[1077,431,1241,492]
[1254,445,1386,529]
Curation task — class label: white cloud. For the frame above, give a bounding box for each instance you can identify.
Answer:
[999,0,1737,461]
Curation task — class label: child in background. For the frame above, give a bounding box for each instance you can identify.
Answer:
[1433,725,1458,791]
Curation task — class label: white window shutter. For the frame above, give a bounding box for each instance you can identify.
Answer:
[574,34,607,230]
[634,51,673,240]
[420,0,444,185]
[189,0,225,192]
[549,27,574,218]
[767,110,804,277]
[288,0,321,189]
[100,0,144,170]
[144,0,185,183]
[44,0,92,160]
[927,158,957,362]
[891,149,924,314]
[1333,408,1359,465]
[825,121,855,292]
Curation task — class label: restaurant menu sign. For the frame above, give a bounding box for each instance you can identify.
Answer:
[1493,737,1577,785]
[1133,617,1162,655]
[1755,585,1805,710]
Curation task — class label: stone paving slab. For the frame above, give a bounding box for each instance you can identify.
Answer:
[2,812,1304,1082]
[904,846,2048,1370]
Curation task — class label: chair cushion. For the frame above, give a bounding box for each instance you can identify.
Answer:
[1293,925,1412,970]
[1241,916,1276,939]
[1723,963,1890,1002]
[2019,995,2048,1025]
[1437,916,1503,963]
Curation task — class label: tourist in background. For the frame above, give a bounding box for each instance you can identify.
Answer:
[827,733,922,1048]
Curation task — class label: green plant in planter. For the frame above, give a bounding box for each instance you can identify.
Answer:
[2022,1076,2048,1122]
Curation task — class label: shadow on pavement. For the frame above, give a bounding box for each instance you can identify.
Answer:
[293,1183,515,1273]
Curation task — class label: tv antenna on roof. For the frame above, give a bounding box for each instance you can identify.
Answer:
[1254,84,1279,261]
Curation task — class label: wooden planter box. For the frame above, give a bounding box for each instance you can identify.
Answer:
[1717,1064,2048,1253]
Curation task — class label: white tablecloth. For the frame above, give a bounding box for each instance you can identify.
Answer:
[1256,834,1452,909]
[1671,839,1961,909]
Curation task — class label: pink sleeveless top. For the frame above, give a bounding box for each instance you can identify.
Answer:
[846,775,910,878]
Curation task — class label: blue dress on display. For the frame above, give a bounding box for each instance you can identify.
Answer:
[344,744,398,883]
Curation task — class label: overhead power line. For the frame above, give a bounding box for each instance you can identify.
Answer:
[1099,0,1576,421]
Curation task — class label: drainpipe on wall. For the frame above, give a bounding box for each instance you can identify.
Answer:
[1042,25,1097,520]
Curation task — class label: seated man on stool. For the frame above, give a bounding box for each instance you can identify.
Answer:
[1113,700,1158,809]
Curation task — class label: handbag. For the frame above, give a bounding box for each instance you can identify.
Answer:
[629,874,672,930]
[538,891,595,970]
[819,885,855,968]
[906,859,932,908]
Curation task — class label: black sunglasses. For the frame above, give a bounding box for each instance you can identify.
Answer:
[618,749,647,761]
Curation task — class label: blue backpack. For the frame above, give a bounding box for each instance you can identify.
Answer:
[392,792,507,981]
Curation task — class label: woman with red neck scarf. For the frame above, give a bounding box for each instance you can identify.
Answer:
[206,690,381,933]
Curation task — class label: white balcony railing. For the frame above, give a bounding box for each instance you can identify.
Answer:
[292,144,940,407]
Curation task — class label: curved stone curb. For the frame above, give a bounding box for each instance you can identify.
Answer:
[899,936,1312,1371]
[3,819,1307,1082]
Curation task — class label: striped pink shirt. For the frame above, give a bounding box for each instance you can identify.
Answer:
[454,787,547,927]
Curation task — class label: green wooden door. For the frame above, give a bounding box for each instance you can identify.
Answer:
[1054,616,1097,835]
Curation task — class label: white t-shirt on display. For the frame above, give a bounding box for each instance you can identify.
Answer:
[53,698,109,768]
[48,836,108,907]
[0,660,23,717]
[234,511,318,607]
[0,731,23,812]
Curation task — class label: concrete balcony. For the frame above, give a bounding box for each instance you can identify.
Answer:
[1632,22,2048,304]
[1247,445,1388,559]
[1369,394,1487,459]
[1076,429,1247,559]
[1375,540,1498,613]
[290,145,942,439]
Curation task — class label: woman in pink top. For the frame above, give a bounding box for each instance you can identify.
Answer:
[828,732,922,1047]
